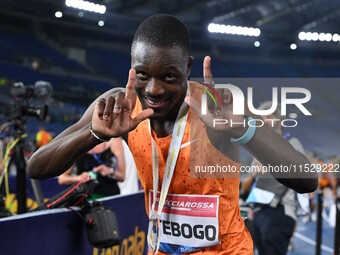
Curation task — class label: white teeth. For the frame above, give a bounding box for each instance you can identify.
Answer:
[146,98,164,105]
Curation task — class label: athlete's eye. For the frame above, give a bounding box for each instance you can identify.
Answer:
[136,71,149,80]
[165,73,176,82]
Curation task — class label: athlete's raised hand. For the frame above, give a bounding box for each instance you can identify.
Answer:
[185,56,247,137]
[91,69,153,139]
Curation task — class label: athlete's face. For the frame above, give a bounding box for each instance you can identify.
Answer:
[131,42,192,120]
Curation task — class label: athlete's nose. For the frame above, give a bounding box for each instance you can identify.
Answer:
[145,78,165,96]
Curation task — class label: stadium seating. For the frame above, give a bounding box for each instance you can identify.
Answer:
[0,29,339,157]
[0,30,87,72]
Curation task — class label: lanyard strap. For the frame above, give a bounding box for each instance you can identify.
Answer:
[91,143,107,165]
[91,151,105,165]
[149,87,190,217]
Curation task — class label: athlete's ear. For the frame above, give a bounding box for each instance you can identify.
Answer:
[187,56,194,77]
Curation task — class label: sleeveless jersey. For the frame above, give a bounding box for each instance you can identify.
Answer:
[128,81,252,254]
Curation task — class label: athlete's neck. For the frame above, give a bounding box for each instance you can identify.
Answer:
[150,120,175,138]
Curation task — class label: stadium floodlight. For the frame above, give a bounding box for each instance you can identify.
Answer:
[318,33,326,41]
[305,32,313,41]
[98,20,104,27]
[207,23,261,37]
[55,11,63,18]
[254,41,260,47]
[298,32,306,40]
[298,31,340,42]
[325,33,332,42]
[290,43,297,50]
[253,28,261,37]
[312,32,318,41]
[65,0,106,14]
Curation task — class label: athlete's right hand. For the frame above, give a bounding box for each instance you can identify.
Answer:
[91,69,154,139]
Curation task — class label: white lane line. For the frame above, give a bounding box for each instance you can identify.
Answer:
[294,232,334,253]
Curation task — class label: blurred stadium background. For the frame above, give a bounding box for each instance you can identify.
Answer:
[1,0,339,158]
[0,1,339,255]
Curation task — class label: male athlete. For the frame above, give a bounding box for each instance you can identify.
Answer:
[28,14,318,254]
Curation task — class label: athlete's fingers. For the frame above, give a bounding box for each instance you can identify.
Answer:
[103,96,115,120]
[125,69,137,103]
[203,56,220,114]
[125,69,137,110]
[113,92,125,114]
[222,89,233,117]
[214,88,223,116]
[203,56,213,85]
[185,96,214,127]
[129,109,154,131]
[125,69,135,99]
[96,98,107,120]
[222,89,232,114]
[120,98,133,126]
[222,88,232,104]
[204,88,218,114]
[202,85,222,116]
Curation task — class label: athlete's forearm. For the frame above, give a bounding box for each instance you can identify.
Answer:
[28,124,100,179]
[242,125,318,193]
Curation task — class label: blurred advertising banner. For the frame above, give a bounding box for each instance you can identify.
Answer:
[0,191,148,255]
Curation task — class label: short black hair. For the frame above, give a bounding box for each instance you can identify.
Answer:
[132,14,191,59]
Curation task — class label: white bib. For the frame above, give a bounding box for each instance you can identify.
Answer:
[148,190,221,254]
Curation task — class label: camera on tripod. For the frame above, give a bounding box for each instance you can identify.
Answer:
[8,81,53,121]
[0,81,53,214]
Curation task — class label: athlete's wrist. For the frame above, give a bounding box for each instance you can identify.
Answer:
[229,116,256,146]
[89,121,111,143]
[224,116,249,139]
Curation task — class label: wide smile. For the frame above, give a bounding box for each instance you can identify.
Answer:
[143,96,171,109]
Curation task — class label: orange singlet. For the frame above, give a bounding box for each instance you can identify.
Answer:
[128,81,253,254]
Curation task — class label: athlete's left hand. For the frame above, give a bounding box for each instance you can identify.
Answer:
[185,56,248,138]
